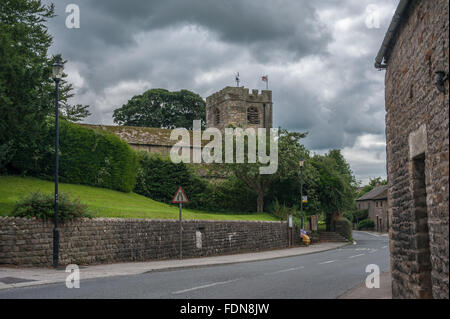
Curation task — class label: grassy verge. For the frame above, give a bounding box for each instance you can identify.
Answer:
[0,176,278,221]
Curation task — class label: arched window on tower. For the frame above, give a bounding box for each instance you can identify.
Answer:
[214,108,220,125]
[247,107,259,125]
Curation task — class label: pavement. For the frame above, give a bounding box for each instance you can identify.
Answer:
[0,231,392,298]
[338,271,392,299]
[0,241,348,290]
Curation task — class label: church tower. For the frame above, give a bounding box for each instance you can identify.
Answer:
[205,86,273,131]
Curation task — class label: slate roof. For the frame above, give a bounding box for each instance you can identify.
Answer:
[356,185,388,201]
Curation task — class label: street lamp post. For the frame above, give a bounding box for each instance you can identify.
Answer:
[52,56,64,269]
[300,157,304,230]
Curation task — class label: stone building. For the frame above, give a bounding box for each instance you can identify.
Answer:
[375,0,449,299]
[356,185,389,232]
[206,86,273,131]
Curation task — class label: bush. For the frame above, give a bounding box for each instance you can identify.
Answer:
[335,217,353,241]
[354,209,369,222]
[267,200,297,220]
[357,218,375,230]
[12,191,92,222]
[198,177,257,212]
[11,119,138,192]
[134,152,208,207]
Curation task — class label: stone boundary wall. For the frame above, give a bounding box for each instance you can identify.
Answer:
[0,217,297,267]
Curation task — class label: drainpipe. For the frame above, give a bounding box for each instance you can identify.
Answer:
[374,0,411,69]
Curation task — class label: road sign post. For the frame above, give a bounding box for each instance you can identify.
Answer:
[172,186,189,260]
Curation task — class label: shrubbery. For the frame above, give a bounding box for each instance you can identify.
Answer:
[10,119,138,192]
[134,151,258,212]
[357,218,375,230]
[134,151,207,207]
[336,217,353,241]
[12,191,92,222]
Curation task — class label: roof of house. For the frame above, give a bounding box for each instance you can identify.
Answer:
[356,185,388,201]
[374,0,412,69]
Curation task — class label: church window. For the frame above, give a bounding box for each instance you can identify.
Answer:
[247,107,259,125]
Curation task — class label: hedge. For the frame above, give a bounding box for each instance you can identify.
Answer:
[335,217,353,241]
[11,119,138,192]
[134,151,207,206]
[357,218,375,230]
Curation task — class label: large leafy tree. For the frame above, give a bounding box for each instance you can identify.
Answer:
[0,0,55,172]
[222,128,308,213]
[0,1,90,173]
[311,151,356,230]
[113,88,206,130]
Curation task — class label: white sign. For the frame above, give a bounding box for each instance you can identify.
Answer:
[288,215,293,228]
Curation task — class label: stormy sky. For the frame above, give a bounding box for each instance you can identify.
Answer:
[44,0,399,185]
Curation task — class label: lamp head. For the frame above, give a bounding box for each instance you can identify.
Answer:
[52,56,64,81]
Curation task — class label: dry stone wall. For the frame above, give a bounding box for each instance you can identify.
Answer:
[0,217,295,267]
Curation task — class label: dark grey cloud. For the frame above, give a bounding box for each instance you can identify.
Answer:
[43,0,398,183]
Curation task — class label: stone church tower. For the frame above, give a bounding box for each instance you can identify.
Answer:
[206,86,273,131]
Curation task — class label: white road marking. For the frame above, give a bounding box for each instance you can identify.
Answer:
[359,231,380,237]
[172,279,239,295]
[267,267,304,275]
[318,260,337,265]
[382,245,388,249]
[348,254,365,259]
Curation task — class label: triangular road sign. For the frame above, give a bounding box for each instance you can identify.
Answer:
[171,186,189,204]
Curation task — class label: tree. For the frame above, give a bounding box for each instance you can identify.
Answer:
[113,89,206,130]
[0,3,90,173]
[57,72,91,122]
[0,0,55,173]
[222,128,308,213]
[311,152,356,230]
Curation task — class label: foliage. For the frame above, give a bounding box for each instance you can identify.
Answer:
[357,218,375,230]
[0,2,87,173]
[336,217,353,241]
[113,89,206,130]
[353,209,369,223]
[134,151,208,207]
[268,200,293,220]
[12,120,138,192]
[198,177,258,213]
[311,151,356,230]
[357,177,387,198]
[12,191,92,222]
[0,0,55,172]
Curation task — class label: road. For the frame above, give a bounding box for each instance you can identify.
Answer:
[0,231,389,299]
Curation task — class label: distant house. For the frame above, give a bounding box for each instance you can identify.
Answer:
[356,185,388,232]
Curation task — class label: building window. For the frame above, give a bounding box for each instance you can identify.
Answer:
[247,107,259,125]
[214,108,220,125]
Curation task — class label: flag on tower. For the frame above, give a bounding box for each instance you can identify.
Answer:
[261,75,268,89]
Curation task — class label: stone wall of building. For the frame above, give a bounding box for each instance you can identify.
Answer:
[384,0,449,299]
[0,217,297,267]
[206,87,273,131]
